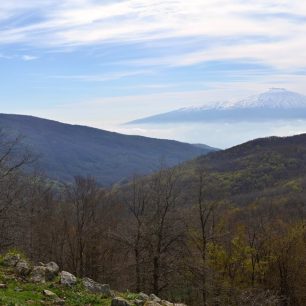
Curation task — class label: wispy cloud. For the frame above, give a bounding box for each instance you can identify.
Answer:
[49,70,151,82]
[0,0,306,71]
[22,55,38,61]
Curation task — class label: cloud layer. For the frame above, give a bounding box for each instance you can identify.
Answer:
[1,0,306,70]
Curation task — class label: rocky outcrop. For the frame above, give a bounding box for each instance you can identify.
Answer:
[161,302,173,306]
[136,294,187,306]
[43,289,65,305]
[60,271,77,286]
[135,299,145,306]
[16,260,31,277]
[82,277,112,297]
[111,297,132,306]
[139,292,150,301]
[3,253,21,267]
[150,294,162,303]
[45,261,59,281]
[28,261,60,283]
[0,251,187,305]
[30,266,47,283]
[144,302,161,306]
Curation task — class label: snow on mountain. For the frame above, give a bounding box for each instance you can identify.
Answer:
[127,89,306,124]
[225,88,306,109]
[181,88,306,111]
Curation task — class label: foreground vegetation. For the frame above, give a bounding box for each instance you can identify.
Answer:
[0,254,111,305]
[0,131,305,305]
[0,251,153,305]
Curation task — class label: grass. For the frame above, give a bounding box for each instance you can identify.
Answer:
[0,261,139,306]
[0,250,142,306]
[0,275,113,305]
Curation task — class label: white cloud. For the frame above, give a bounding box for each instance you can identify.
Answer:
[0,0,305,71]
[22,55,38,61]
[49,70,151,82]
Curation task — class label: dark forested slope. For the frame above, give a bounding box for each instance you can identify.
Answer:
[0,113,215,185]
[183,133,306,200]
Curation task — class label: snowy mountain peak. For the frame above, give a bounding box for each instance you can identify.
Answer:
[225,89,306,110]
[127,89,306,125]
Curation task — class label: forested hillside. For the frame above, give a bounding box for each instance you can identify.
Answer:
[0,131,305,305]
[185,133,306,197]
[0,114,215,185]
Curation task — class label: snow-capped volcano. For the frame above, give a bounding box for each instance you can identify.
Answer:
[227,88,306,109]
[127,89,306,124]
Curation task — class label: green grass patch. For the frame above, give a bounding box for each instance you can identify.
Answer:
[0,270,113,306]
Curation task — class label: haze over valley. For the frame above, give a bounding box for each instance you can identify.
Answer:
[124,88,306,148]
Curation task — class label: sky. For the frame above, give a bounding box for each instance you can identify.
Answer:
[1,0,306,147]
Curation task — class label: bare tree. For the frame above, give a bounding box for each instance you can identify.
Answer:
[62,176,103,277]
[186,167,221,306]
[143,167,184,295]
[0,130,37,251]
[117,176,150,292]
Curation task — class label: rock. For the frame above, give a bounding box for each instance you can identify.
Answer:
[16,260,31,276]
[0,283,7,289]
[3,253,21,267]
[60,271,77,287]
[54,297,66,305]
[144,302,162,306]
[161,301,173,306]
[82,277,112,296]
[111,297,132,306]
[150,294,162,303]
[139,293,150,301]
[135,299,145,306]
[43,289,57,297]
[45,262,59,281]
[30,266,47,283]
[43,290,65,305]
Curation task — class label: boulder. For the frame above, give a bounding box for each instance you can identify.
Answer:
[82,277,112,296]
[30,266,47,283]
[45,262,59,281]
[111,297,132,306]
[144,302,162,306]
[150,294,162,303]
[139,292,150,301]
[43,289,65,305]
[135,299,145,306]
[60,271,77,287]
[161,301,173,306]
[43,289,57,297]
[3,253,21,267]
[16,260,31,277]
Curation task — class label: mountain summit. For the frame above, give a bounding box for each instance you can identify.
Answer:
[127,89,306,124]
[227,88,306,109]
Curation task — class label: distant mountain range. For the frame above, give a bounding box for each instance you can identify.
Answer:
[127,88,306,124]
[0,114,217,185]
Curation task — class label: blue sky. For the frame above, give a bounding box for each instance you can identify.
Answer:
[1,0,306,146]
